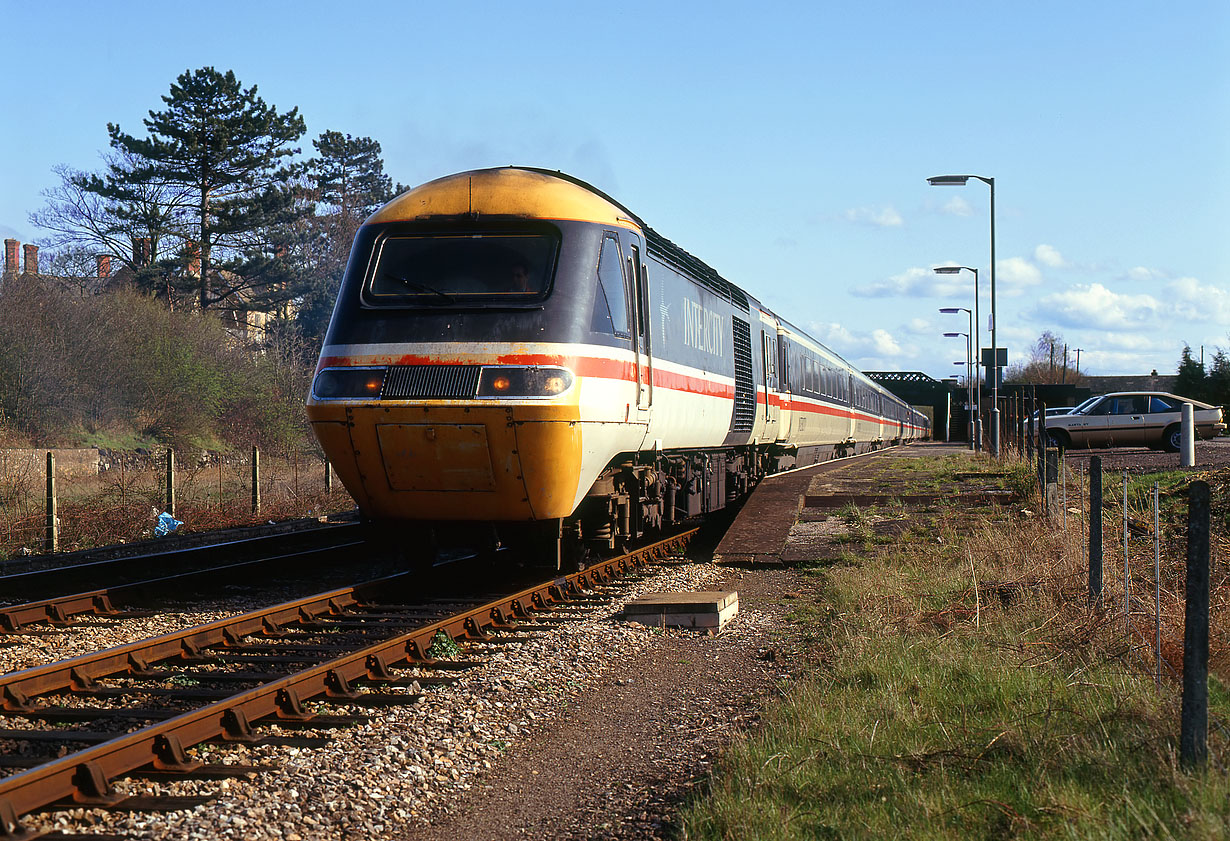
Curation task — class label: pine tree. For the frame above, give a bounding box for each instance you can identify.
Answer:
[106,67,307,310]
[1175,345,1207,401]
[311,131,395,219]
[295,132,400,341]
[1207,349,1230,408]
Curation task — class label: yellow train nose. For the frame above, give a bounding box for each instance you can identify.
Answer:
[308,403,583,521]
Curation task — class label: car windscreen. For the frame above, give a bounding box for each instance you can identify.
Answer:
[363,231,559,306]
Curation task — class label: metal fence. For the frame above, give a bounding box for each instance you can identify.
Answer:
[0,446,350,562]
[1035,445,1223,770]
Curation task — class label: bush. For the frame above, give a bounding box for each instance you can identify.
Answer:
[0,278,317,452]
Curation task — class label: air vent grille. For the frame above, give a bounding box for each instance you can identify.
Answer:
[731,317,755,432]
[383,365,481,399]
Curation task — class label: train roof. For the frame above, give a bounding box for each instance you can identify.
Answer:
[367,167,639,230]
[368,167,751,310]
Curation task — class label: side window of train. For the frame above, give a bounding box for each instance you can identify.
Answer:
[590,233,631,338]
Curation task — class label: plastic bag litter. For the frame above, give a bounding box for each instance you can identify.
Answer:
[155,511,184,537]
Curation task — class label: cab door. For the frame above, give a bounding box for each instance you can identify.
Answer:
[775,331,793,442]
[627,241,652,415]
[761,328,780,441]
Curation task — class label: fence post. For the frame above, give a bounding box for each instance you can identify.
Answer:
[1154,483,1162,689]
[166,449,175,518]
[251,446,260,515]
[1123,473,1131,636]
[1180,480,1210,770]
[44,451,58,554]
[1037,401,1048,499]
[1088,455,1103,606]
[1016,393,1023,455]
[1044,448,1059,518]
[1026,395,1034,462]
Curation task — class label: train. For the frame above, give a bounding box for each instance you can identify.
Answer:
[306,167,929,567]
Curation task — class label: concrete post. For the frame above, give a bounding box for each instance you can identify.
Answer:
[1181,403,1195,467]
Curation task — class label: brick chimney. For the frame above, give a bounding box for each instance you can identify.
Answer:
[4,239,17,275]
[132,236,152,266]
[22,243,38,275]
[96,254,111,279]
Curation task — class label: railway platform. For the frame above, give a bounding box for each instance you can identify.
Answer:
[714,442,977,564]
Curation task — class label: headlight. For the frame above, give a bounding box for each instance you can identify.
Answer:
[477,366,574,398]
[312,367,386,400]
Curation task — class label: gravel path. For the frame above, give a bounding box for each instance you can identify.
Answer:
[1057,437,1230,473]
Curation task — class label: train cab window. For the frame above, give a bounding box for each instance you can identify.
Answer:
[591,234,631,338]
[364,230,558,305]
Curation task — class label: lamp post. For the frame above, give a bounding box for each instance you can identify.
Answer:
[936,267,981,449]
[928,174,999,457]
[945,332,973,450]
[940,306,978,451]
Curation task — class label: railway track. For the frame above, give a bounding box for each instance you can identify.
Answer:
[0,524,366,626]
[0,527,696,838]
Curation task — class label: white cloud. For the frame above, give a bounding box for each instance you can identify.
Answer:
[996,256,1043,292]
[851,266,970,298]
[906,317,931,334]
[940,196,974,217]
[1034,244,1067,268]
[804,322,924,373]
[1127,266,1167,282]
[1166,276,1230,323]
[842,206,903,227]
[1037,283,1161,329]
[871,329,902,356]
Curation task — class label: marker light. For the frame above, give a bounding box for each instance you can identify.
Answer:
[312,367,387,400]
[477,366,574,398]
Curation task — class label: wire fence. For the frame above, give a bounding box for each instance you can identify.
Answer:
[0,445,352,562]
[1034,443,1224,771]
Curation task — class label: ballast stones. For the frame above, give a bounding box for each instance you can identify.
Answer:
[622,591,739,633]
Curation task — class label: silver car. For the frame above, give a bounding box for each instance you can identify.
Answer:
[1041,391,1226,452]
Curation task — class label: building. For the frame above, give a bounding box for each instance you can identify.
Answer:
[3,237,287,345]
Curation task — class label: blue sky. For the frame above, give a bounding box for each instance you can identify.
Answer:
[2,0,1227,380]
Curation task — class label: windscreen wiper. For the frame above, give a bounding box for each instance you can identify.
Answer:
[384,272,456,304]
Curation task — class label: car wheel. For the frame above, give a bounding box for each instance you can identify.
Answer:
[1162,424,1182,453]
[1047,430,1069,451]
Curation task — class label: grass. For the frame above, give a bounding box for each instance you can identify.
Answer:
[679,453,1230,840]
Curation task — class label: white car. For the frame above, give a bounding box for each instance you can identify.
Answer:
[1040,392,1225,452]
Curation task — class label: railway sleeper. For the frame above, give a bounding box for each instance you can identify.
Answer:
[45,794,216,814]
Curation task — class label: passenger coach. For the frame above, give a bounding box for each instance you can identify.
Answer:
[307,167,928,566]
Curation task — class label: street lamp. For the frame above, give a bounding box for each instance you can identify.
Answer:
[940,307,978,451]
[943,330,974,451]
[929,174,999,457]
[936,266,981,449]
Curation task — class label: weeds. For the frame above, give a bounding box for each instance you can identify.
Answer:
[679,452,1230,840]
